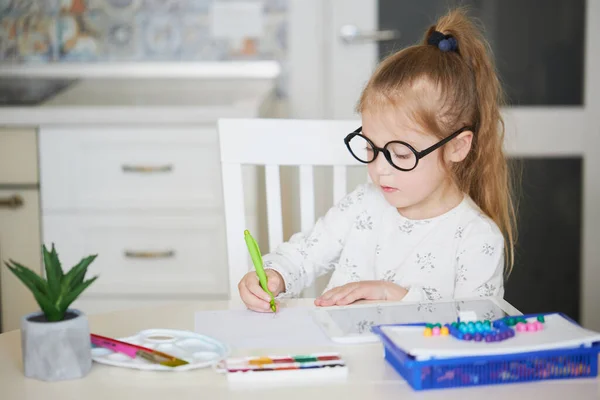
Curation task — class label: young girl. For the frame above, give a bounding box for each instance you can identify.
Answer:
[239,8,516,312]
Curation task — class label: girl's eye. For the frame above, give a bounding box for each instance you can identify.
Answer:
[393,153,412,160]
[365,147,374,153]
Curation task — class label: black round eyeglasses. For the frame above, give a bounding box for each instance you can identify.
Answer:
[344,125,473,172]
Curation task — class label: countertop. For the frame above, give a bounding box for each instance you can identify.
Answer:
[0,298,598,400]
[0,62,280,126]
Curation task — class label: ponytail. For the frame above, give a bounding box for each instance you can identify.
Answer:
[358,8,517,274]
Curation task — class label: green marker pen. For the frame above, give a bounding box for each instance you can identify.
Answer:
[244,230,276,312]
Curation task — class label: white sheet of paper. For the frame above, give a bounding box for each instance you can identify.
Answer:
[194,307,334,350]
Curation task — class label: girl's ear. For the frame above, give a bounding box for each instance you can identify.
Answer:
[445,130,473,163]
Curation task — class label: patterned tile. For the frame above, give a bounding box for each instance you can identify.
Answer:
[0,0,59,15]
[136,11,183,59]
[103,17,139,60]
[13,13,58,61]
[1,0,290,95]
[58,11,105,61]
[0,16,19,61]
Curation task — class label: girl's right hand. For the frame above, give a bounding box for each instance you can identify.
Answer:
[238,269,285,312]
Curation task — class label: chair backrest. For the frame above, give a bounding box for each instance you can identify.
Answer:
[218,118,362,297]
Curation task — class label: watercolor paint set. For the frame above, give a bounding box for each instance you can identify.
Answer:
[216,352,348,385]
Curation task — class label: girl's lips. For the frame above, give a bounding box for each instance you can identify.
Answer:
[381,185,398,193]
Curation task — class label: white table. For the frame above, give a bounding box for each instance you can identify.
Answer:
[1,299,598,399]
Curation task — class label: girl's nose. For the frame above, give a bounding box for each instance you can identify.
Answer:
[373,150,392,176]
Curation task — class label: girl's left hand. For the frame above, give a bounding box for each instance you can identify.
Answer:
[314,281,408,307]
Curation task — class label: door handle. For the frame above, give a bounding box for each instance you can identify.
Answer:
[339,24,400,44]
[0,194,24,209]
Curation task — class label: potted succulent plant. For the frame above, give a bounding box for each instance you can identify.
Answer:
[4,244,98,381]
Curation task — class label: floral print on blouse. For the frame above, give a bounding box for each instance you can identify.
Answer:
[263,183,505,302]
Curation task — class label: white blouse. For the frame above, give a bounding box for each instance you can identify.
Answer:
[264,183,505,302]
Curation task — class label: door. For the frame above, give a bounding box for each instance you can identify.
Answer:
[324,0,600,329]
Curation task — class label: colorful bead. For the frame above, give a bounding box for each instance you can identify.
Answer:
[534,321,544,330]
[493,320,507,329]
[516,322,527,332]
[527,322,538,332]
[441,326,449,336]
[459,324,468,334]
[424,327,432,337]
[537,315,545,323]
[463,334,473,341]
[425,323,433,329]
[432,327,441,336]
[474,333,483,342]
[485,335,494,342]
[483,321,492,331]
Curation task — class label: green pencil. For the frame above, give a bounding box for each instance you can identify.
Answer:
[244,230,276,312]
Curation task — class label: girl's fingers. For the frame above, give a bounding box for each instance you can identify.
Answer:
[326,284,358,305]
[318,286,343,301]
[318,284,356,306]
[247,276,274,302]
[239,279,272,312]
[267,273,283,293]
[315,288,340,306]
[336,286,371,306]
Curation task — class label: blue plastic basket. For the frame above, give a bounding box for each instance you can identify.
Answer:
[371,313,600,391]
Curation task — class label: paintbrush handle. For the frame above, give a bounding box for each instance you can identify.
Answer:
[91,334,138,358]
[91,333,188,366]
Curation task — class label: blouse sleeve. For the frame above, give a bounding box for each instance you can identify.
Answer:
[263,184,369,297]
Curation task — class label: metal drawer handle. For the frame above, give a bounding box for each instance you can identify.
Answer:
[0,194,24,209]
[124,250,175,259]
[121,164,174,173]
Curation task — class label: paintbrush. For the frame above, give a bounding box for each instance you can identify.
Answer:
[91,333,189,368]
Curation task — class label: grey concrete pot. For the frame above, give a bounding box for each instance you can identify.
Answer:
[21,309,92,381]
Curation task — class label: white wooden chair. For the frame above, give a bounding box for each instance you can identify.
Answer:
[218,118,363,298]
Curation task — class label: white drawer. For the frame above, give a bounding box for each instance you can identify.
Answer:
[41,214,229,296]
[39,126,222,210]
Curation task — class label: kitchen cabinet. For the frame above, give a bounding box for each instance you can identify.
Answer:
[0,128,43,333]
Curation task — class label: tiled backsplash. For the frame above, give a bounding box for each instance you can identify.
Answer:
[0,0,288,93]
[0,0,287,62]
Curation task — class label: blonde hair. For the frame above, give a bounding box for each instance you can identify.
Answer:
[357,8,517,275]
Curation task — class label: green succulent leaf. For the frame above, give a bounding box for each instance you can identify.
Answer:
[62,254,97,293]
[60,276,99,312]
[3,245,98,322]
[5,260,49,296]
[43,244,62,301]
[5,261,60,319]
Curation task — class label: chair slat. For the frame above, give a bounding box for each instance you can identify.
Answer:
[299,165,315,232]
[333,166,347,204]
[221,163,248,297]
[265,165,284,252]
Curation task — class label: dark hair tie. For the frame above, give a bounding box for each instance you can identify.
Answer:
[427,30,458,53]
